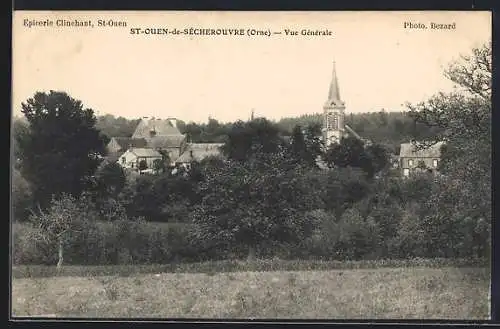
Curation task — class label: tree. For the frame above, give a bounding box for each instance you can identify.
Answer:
[138,159,148,172]
[221,118,285,162]
[90,161,127,221]
[364,143,390,176]
[336,208,380,260]
[95,161,126,197]
[12,168,32,221]
[27,194,92,268]
[290,125,308,164]
[304,122,324,166]
[153,158,164,174]
[323,136,389,179]
[408,42,491,217]
[16,91,107,209]
[324,137,365,169]
[407,41,491,259]
[190,153,321,260]
[12,117,30,169]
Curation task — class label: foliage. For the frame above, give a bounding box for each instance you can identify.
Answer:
[407,41,491,257]
[336,208,380,260]
[323,137,389,178]
[16,91,107,208]
[25,193,97,267]
[11,44,491,266]
[321,167,371,217]
[118,172,197,223]
[12,117,30,169]
[95,114,140,139]
[152,158,164,174]
[138,159,148,171]
[289,123,324,168]
[12,168,33,221]
[221,118,286,162]
[13,220,198,266]
[190,153,321,259]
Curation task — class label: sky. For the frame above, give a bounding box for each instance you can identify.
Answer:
[12,11,491,124]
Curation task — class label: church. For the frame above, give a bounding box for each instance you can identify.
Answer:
[321,61,443,176]
[321,61,372,148]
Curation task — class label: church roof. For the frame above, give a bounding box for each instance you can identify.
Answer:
[399,141,445,158]
[132,118,182,139]
[325,61,345,107]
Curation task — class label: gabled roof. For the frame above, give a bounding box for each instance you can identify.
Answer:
[128,148,162,158]
[132,118,182,139]
[110,137,148,149]
[176,143,224,163]
[399,141,445,158]
[148,135,186,149]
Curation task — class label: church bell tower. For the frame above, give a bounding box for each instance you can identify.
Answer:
[322,61,346,148]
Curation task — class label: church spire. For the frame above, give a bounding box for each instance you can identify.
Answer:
[327,61,343,105]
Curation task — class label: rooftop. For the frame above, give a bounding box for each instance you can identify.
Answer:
[399,141,445,158]
[128,148,163,158]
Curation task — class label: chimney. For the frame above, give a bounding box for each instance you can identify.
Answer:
[168,117,178,128]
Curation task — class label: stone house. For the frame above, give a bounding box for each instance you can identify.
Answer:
[131,117,187,164]
[119,148,163,171]
[399,141,445,177]
[107,137,148,155]
[175,143,224,169]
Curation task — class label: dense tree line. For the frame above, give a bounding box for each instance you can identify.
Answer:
[12,42,491,266]
[88,110,440,155]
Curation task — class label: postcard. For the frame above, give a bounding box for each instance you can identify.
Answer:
[11,10,492,320]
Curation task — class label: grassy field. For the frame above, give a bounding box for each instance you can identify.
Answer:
[11,261,490,319]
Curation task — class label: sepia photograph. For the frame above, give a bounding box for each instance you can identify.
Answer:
[11,11,491,320]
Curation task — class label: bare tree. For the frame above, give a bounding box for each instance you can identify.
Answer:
[28,194,86,268]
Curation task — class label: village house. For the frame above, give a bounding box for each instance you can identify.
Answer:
[130,117,188,164]
[108,116,224,173]
[175,143,225,169]
[107,137,148,158]
[119,147,163,172]
[399,141,445,177]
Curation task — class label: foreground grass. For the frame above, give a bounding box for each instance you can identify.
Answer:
[12,264,490,319]
[12,257,488,279]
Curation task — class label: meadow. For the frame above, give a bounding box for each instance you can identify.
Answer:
[11,260,490,319]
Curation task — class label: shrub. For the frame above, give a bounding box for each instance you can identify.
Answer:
[13,220,199,265]
[336,208,381,260]
[299,209,340,259]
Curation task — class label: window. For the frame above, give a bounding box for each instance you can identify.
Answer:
[326,112,339,130]
[408,159,414,167]
[403,168,410,177]
[433,159,439,168]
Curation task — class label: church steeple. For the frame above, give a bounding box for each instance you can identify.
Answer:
[322,60,346,147]
[325,61,344,107]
